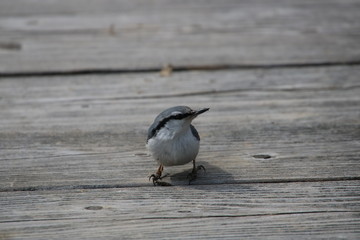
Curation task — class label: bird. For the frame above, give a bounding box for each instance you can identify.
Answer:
[146,106,209,186]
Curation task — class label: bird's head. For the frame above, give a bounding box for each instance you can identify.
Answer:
[148,106,209,140]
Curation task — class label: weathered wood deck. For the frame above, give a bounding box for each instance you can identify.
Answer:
[1,0,360,239]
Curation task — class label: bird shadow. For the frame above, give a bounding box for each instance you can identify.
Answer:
[167,161,235,187]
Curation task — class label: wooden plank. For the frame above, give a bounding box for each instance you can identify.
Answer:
[0,66,359,190]
[1,0,360,73]
[1,181,359,239]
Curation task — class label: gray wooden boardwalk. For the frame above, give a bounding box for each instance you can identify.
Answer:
[1,0,360,239]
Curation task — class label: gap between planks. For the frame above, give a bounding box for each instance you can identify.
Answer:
[1,61,360,78]
[2,176,360,193]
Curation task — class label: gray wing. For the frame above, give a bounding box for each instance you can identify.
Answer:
[147,121,158,141]
[190,124,200,141]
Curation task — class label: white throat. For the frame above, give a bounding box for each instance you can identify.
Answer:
[157,118,192,140]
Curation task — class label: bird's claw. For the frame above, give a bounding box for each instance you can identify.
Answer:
[149,173,171,186]
[187,165,206,184]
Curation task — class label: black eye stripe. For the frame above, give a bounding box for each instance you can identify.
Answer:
[172,113,190,120]
[150,112,192,138]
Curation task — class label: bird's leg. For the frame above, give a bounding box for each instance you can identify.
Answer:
[149,165,171,186]
[187,159,206,184]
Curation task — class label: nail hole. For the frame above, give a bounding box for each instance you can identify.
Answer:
[135,152,149,157]
[253,154,272,159]
[0,41,22,50]
[85,206,103,210]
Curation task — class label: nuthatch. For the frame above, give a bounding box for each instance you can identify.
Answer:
[147,106,209,185]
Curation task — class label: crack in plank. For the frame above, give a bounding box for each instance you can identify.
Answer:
[1,210,358,224]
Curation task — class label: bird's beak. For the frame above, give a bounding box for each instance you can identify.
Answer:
[194,108,210,116]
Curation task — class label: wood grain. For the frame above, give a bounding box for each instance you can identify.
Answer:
[1,181,359,239]
[1,1,359,238]
[0,0,360,73]
[1,66,359,190]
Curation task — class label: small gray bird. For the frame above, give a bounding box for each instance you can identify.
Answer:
[147,106,209,185]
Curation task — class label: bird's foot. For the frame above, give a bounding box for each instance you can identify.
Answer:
[149,173,171,186]
[187,165,206,184]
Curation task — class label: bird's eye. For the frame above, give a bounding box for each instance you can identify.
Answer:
[170,113,191,120]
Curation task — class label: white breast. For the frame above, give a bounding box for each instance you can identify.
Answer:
[147,127,200,166]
